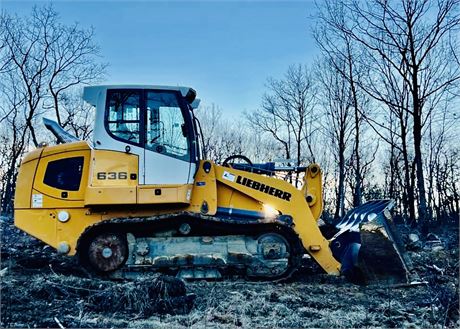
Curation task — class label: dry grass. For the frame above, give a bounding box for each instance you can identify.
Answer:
[1,220,458,328]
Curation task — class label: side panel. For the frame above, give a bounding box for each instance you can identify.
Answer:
[15,208,103,255]
[85,149,139,205]
[143,151,191,185]
[55,209,103,255]
[15,144,92,252]
[15,209,58,248]
[188,161,217,215]
[15,142,91,209]
[31,188,85,208]
[33,150,91,202]
[14,156,41,209]
[85,187,137,205]
[138,184,193,204]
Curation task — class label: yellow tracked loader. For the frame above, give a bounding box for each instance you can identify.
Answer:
[14,85,414,284]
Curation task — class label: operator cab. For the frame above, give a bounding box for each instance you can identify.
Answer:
[83,85,200,185]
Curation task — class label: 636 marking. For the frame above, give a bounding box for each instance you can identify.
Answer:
[97,172,128,180]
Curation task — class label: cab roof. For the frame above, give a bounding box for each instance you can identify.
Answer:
[83,85,196,106]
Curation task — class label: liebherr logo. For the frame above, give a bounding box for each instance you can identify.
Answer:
[236,175,292,201]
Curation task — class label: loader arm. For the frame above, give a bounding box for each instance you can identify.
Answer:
[211,163,341,275]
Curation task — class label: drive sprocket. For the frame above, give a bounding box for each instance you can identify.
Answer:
[85,232,128,273]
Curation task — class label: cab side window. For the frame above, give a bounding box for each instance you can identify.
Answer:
[107,90,141,144]
[43,157,84,191]
[145,91,189,160]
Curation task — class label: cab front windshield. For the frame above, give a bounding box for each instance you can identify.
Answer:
[145,91,189,160]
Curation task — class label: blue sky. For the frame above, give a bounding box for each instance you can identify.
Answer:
[2,0,319,116]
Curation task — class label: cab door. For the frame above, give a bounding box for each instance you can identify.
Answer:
[143,90,192,185]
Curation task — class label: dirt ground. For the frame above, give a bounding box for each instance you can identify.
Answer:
[1,219,458,329]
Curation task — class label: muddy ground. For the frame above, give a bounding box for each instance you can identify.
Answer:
[1,220,458,328]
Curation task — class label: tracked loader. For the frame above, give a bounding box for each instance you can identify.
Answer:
[14,85,415,284]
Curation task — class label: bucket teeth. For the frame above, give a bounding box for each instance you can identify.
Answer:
[331,200,417,285]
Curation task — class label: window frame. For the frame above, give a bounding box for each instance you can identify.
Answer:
[104,88,197,164]
[105,89,144,147]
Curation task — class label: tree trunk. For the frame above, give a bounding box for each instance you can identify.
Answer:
[334,133,346,219]
[412,92,429,225]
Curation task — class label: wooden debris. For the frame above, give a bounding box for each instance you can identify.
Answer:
[54,317,65,329]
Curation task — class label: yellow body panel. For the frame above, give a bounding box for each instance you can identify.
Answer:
[14,157,41,209]
[31,188,86,208]
[87,150,138,187]
[84,149,139,205]
[85,186,137,205]
[33,150,91,201]
[15,209,58,247]
[14,142,340,275]
[41,141,90,157]
[301,164,324,220]
[15,208,101,255]
[138,184,193,204]
[188,161,217,215]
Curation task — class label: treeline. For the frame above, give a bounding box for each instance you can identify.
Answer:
[0,5,106,213]
[198,0,460,226]
[1,1,459,228]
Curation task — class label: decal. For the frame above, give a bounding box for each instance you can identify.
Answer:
[32,194,43,208]
[236,175,292,201]
[222,171,236,182]
[196,181,206,186]
[97,172,128,180]
[186,189,192,201]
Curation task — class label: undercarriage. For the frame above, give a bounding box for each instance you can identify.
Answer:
[77,214,304,280]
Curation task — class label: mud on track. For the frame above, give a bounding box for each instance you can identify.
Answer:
[1,220,458,328]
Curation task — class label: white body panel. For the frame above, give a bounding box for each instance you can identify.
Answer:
[144,151,195,185]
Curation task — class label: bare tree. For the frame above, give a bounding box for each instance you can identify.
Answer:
[0,14,10,74]
[58,89,96,140]
[195,103,224,161]
[315,58,353,218]
[45,14,106,127]
[0,4,106,214]
[246,64,317,185]
[323,0,460,224]
[424,96,460,222]
[196,104,253,164]
[1,8,53,146]
[315,0,372,208]
[0,72,29,214]
[1,4,106,146]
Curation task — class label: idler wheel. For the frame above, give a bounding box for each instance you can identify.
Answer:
[257,233,289,259]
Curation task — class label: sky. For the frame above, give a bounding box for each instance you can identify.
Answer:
[1,0,320,116]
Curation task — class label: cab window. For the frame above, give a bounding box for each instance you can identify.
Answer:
[145,91,189,161]
[43,157,84,191]
[107,90,141,144]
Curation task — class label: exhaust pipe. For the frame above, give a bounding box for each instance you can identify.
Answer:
[43,118,80,144]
